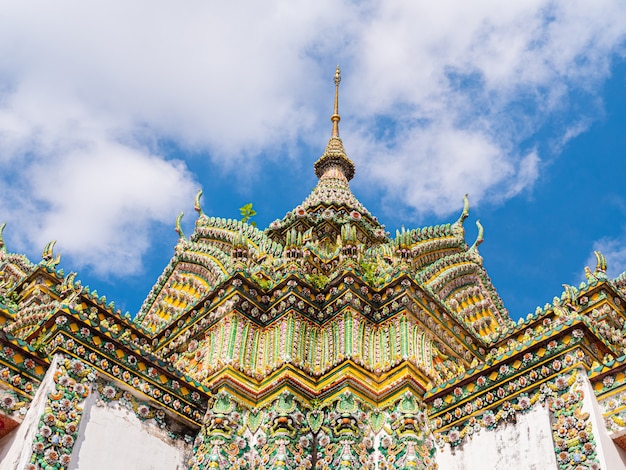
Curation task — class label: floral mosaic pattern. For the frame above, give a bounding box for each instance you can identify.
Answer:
[432,372,576,448]
[0,389,27,418]
[599,385,626,434]
[428,333,590,430]
[45,318,207,425]
[27,356,94,470]
[189,390,437,470]
[0,343,42,402]
[432,369,600,470]
[549,373,599,469]
[96,380,195,443]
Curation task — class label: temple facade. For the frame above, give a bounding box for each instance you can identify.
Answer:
[2,68,626,469]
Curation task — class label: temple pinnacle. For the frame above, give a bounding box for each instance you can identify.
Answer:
[313,66,355,181]
[332,65,341,138]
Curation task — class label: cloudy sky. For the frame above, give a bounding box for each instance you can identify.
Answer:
[1,0,626,320]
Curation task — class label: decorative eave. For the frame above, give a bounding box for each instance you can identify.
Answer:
[0,225,38,316]
[155,270,483,364]
[4,305,211,428]
[206,360,429,411]
[425,319,609,433]
[0,331,47,400]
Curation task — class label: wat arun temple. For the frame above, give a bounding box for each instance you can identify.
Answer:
[2,69,626,469]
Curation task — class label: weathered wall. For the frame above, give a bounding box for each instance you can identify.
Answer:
[0,355,60,470]
[435,404,557,470]
[580,374,626,469]
[68,391,191,470]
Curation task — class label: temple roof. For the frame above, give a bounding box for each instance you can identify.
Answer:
[6,69,626,464]
[131,68,514,352]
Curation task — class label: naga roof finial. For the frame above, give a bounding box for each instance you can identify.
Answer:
[451,195,470,238]
[455,194,470,226]
[175,212,185,239]
[41,240,61,267]
[594,250,607,273]
[331,65,341,138]
[470,220,484,250]
[594,250,608,280]
[561,283,578,305]
[42,240,56,260]
[584,250,608,283]
[194,189,204,216]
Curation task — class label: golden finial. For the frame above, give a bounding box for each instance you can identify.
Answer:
[331,65,341,138]
[313,65,355,181]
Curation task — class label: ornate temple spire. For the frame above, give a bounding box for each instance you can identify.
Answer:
[314,66,356,181]
[331,65,341,138]
[268,66,383,245]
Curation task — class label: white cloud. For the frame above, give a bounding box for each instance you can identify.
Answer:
[29,141,196,276]
[343,0,626,217]
[355,121,515,216]
[0,78,197,275]
[0,0,351,274]
[0,0,625,274]
[0,0,348,157]
[506,151,540,199]
[0,136,197,276]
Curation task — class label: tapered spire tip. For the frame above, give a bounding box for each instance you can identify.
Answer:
[314,66,355,181]
[331,65,341,138]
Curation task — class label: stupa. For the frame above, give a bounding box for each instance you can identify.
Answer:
[1,68,626,469]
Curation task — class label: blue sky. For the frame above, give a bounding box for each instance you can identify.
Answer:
[1,1,626,321]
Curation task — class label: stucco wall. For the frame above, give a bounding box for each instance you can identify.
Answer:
[579,373,626,469]
[0,355,61,470]
[68,392,191,470]
[435,403,557,470]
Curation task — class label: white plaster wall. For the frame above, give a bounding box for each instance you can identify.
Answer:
[0,354,62,470]
[578,372,626,469]
[435,404,557,470]
[69,396,191,470]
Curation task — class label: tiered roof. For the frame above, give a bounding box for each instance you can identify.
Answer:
[3,68,626,466]
[125,67,519,408]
